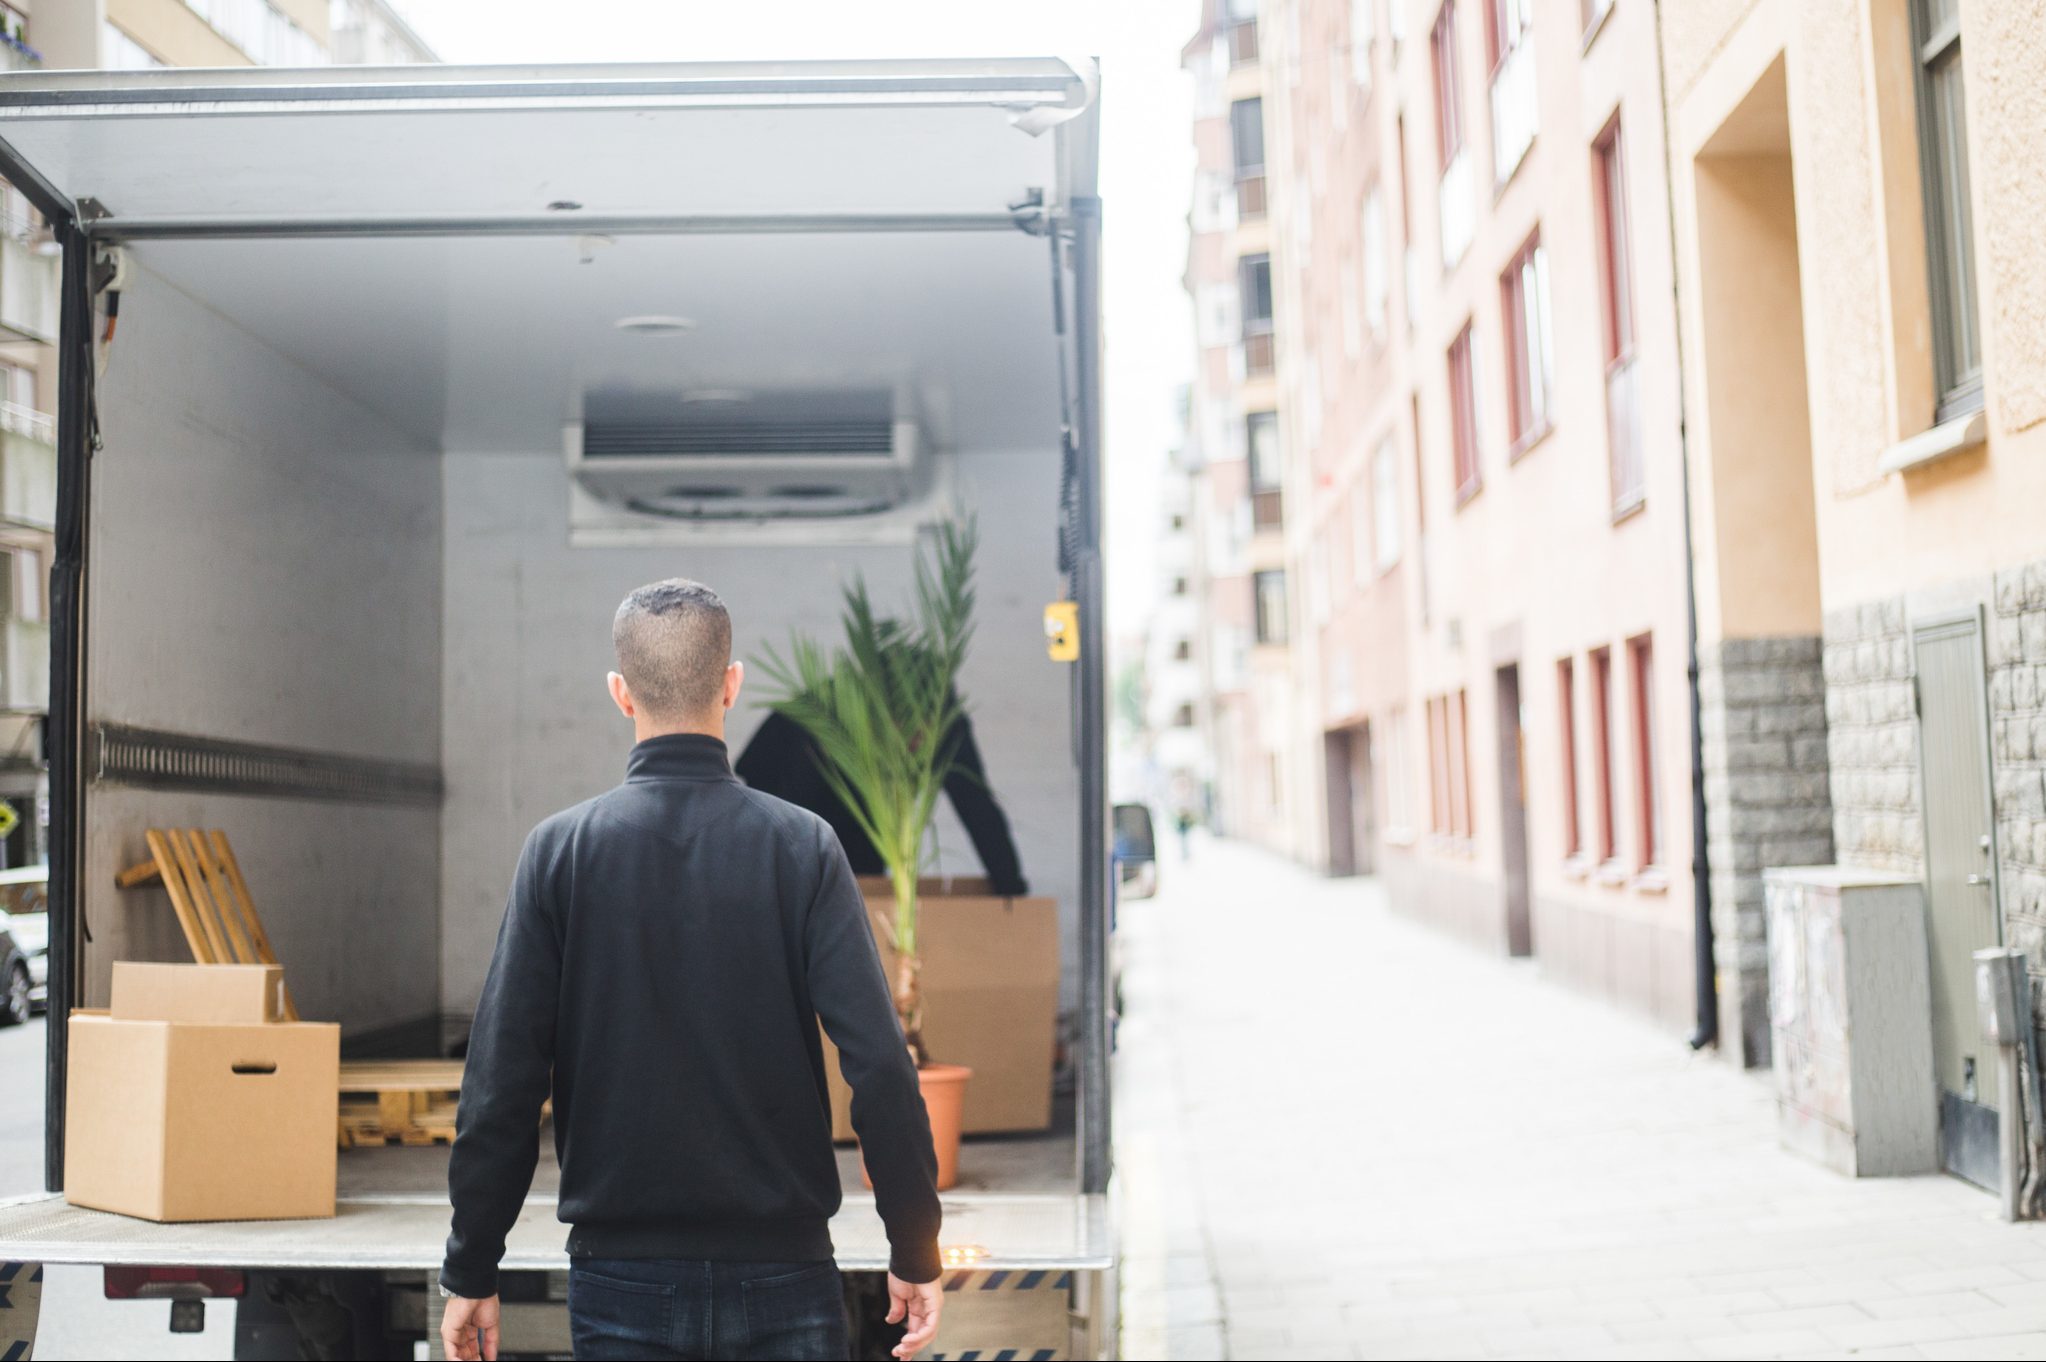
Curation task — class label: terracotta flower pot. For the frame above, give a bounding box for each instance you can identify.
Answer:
[862,1063,973,1191]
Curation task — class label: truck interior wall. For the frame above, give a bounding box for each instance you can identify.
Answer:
[438,446,1082,1020]
[80,259,445,1034]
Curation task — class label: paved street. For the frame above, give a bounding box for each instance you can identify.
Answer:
[1115,836,2046,1360]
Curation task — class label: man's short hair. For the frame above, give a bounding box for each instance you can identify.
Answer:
[612,579,733,721]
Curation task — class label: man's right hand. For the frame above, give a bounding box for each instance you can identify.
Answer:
[885,1272,943,1359]
[440,1292,501,1361]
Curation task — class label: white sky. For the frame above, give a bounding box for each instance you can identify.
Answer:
[400,0,1196,633]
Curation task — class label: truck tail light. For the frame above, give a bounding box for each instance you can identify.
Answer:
[103,1265,246,1300]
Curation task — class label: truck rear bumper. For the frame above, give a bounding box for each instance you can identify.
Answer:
[0,1190,1112,1274]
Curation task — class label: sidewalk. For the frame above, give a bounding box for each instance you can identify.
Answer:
[1113,836,2046,1360]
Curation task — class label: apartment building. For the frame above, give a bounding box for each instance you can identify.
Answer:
[1664,0,2046,1177]
[1181,0,1308,855]
[1141,438,1211,824]
[0,0,434,864]
[1252,0,1698,1033]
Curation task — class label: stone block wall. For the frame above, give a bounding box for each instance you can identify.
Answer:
[1993,562,2046,1024]
[1699,636,1836,1068]
[1823,601,1923,874]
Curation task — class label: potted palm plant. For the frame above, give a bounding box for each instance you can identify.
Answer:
[757,518,978,1187]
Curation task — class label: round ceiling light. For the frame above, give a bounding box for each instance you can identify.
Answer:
[614,315,697,336]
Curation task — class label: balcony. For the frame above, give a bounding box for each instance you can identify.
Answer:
[1250,488,1283,532]
[1228,20,1259,66]
[0,234,58,344]
[1235,172,1266,221]
[1242,330,1275,378]
[0,403,54,531]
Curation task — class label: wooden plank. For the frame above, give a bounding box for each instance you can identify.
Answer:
[183,831,257,965]
[207,831,299,1021]
[143,829,219,965]
[337,1059,466,1092]
[114,858,163,889]
[160,829,234,965]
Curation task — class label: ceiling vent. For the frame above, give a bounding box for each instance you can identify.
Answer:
[567,389,928,523]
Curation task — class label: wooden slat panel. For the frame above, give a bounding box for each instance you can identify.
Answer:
[142,829,218,964]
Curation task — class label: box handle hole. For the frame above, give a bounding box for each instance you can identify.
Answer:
[230,1062,278,1075]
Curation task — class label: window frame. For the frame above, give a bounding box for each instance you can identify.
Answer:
[1593,115,1645,516]
[1252,568,1289,646]
[1430,1,1465,167]
[1589,645,1616,864]
[1500,230,1553,456]
[1909,0,1982,421]
[1557,656,1580,859]
[1448,321,1481,505]
[1628,634,1660,870]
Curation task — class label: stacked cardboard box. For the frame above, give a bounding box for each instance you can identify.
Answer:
[826,879,1059,1139]
[65,962,340,1221]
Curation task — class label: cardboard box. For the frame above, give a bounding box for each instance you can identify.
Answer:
[826,889,1059,1139]
[111,962,286,1025]
[64,1012,340,1221]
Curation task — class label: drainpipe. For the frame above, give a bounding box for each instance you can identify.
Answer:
[1652,0,1718,1051]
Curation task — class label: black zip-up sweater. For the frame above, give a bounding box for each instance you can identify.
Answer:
[440,734,941,1297]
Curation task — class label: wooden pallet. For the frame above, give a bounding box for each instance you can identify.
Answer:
[337,1059,466,1148]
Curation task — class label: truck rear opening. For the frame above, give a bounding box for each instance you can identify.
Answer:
[0,60,1111,1359]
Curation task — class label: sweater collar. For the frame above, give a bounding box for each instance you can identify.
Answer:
[625,732,735,783]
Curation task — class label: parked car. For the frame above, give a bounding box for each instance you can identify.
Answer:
[0,907,44,1025]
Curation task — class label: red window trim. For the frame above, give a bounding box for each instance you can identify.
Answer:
[1592,114,1633,367]
[1431,1,1464,167]
[1500,229,1547,455]
[1448,322,1481,505]
[1629,634,1658,868]
[1557,657,1580,857]
[1589,646,1616,863]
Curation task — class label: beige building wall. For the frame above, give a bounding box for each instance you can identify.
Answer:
[1257,0,1698,1033]
[1665,0,2046,1088]
[1183,0,1308,856]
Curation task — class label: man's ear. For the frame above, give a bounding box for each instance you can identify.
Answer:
[724,660,745,712]
[607,671,637,721]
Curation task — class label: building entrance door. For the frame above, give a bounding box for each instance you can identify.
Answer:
[1497,664,1532,957]
[1914,610,2002,1190]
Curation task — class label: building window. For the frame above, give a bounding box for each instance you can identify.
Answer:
[1501,231,1554,453]
[1174,703,1195,728]
[1911,0,1980,419]
[1172,576,1189,597]
[1448,689,1473,839]
[1247,410,1283,530]
[1253,569,1289,645]
[1581,0,1613,39]
[1594,117,1644,515]
[1448,322,1480,504]
[1589,646,1616,862]
[1371,435,1401,570]
[1362,185,1389,343]
[1432,1,1474,267]
[7,544,44,624]
[1240,253,1275,376]
[1629,634,1660,868]
[1485,0,1537,184]
[1557,657,1580,858]
[1385,704,1412,831]
[1427,696,1449,834]
[1230,97,1268,220]
[1174,639,1192,661]
[1228,0,1260,64]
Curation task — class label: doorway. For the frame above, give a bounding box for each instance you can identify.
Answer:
[1322,724,1375,877]
[1496,664,1532,957]
[1914,610,2002,1189]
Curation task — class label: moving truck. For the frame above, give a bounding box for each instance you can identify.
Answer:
[0,59,1120,1359]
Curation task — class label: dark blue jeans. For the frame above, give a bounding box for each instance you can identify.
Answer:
[567,1258,848,1360]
